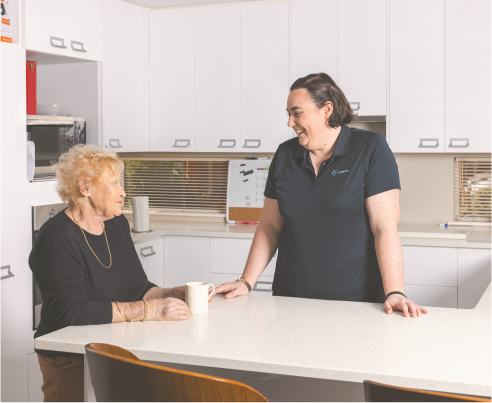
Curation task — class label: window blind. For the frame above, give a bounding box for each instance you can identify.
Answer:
[123,160,229,216]
[454,157,491,222]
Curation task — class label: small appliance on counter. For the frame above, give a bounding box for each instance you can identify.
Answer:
[27,115,86,181]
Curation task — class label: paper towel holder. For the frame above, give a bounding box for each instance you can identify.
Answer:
[131,183,153,234]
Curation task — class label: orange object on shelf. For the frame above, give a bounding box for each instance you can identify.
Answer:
[26,60,37,115]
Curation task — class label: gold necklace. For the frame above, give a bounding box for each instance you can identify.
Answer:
[68,209,112,269]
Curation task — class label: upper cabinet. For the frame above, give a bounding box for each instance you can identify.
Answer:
[445,0,491,153]
[150,8,195,152]
[102,0,149,152]
[389,0,445,153]
[24,0,103,61]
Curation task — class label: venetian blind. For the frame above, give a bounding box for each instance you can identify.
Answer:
[454,157,491,222]
[123,160,229,215]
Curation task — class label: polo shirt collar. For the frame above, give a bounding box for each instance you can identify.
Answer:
[293,125,352,158]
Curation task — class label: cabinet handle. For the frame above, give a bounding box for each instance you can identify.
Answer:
[71,40,87,53]
[1,265,14,280]
[252,281,272,292]
[218,139,236,148]
[350,102,360,111]
[172,139,190,148]
[419,138,439,148]
[50,36,67,49]
[140,246,156,257]
[109,139,123,148]
[242,139,261,148]
[448,138,469,148]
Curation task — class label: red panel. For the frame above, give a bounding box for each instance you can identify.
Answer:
[26,60,37,115]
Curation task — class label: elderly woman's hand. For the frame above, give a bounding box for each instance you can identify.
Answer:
[148,297,192,321]
[384,294,429,317]
[212,281,249,299]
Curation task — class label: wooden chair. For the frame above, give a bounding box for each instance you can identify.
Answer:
[363,380,491,402]
[85,343,268,402]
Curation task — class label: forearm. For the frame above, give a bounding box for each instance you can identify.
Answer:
[111,301,145,323]
[242,222,280,286]
[374,226,404,295]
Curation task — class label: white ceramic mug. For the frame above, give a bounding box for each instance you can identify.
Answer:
[185,282,215,313]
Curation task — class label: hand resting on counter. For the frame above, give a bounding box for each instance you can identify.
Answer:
[212,281,250,299]
[385,293,428,318]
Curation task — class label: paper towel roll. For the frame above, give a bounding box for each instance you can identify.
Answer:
[132,196,150,232]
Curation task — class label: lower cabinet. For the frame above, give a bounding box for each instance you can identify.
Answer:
[28,353,44,402]
[404,284,458,309]
[135,238,164,288]
[458,248,491,309]
[209,273,274,296]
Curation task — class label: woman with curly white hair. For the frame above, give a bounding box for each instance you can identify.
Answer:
[29,145,193,402]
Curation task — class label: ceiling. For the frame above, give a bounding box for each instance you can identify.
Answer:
[122,0,265,8]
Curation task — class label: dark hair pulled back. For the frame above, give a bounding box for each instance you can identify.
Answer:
[290,72,356,128]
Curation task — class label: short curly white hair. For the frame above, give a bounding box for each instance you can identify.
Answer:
[54,144,123,206]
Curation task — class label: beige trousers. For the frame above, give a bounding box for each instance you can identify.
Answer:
[37,353,84,402]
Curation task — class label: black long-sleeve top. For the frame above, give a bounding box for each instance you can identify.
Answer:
[29,209,157,357]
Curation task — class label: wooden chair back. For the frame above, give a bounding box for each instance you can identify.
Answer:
[363,380,491,402]
[85,343,268,402]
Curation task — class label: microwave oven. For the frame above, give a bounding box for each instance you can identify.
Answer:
[27,115,86,181]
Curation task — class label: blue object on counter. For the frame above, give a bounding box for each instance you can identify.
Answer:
[439,223,449,228]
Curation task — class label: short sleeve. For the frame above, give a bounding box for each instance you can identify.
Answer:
[364,133,401,198]
[264,149,280,199]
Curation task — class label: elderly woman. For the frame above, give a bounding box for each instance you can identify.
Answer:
[215,73,429,318]
[29,145,192,402]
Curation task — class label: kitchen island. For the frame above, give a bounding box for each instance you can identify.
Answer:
[35,283,491,401]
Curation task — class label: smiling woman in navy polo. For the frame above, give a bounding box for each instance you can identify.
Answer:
[215,73,428,318]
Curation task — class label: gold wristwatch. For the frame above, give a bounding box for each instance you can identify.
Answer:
[236,277,252,293]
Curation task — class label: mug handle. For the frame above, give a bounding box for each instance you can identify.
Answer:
[208,284,216,300]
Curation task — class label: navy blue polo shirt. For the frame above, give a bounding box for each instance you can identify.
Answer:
[264,125,401,303]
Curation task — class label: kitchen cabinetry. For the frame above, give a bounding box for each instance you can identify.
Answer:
[150,8,194,152]
[240,2,290,152]
[24,0,103,61]
[103,0,149,152]
[404,285,458,309]
[136,238,164,288]
[458,249,491,309]
[338,0,386,116]
[389,0,445,153]
[28,353,44,402]
[163,237,209,288]
[445,0,491,153]
[194,5,241,152]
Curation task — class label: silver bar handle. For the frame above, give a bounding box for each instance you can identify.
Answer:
[173,139,190,148]
[1,265,14,280]
[218,139,236,148]
[109,139,123,148]
[448,138,469,148]
[419,138,439,148]
[71,40,87,53]
[253,281,272,292]
[50,36,67,49]
[350,102,360,111]
[140,246,156,257]
[243,139,261,148]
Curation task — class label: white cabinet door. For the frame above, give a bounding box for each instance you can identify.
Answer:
[194,5,241,152]
[240,2,290,152]
[389,0,445,152]
[445,0,491,153]
[403,246,457,287]
[163,237,209,288]
[150,8,194,152]
[210,273,274,296]
[28,353,44,402]
[458,249,491,309]
[24,0,68,56]
[136,238,164,288]
[338,0,386,116]
[209,238,276,277]
[291,0,337,84]
[404,285,457,308]
[103,0,149,152]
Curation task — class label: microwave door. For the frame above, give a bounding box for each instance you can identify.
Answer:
[28,123,77,167]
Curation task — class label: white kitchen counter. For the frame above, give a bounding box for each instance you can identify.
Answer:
[128,218,491,249]
[35,283,491,397]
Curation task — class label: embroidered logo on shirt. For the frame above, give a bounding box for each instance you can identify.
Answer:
[331,169,350,177]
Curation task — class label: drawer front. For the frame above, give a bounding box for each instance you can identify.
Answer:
[403,246,457,287]
[209,273,273,296]
[405,284,457,308]
[210,238,276,277]
[135,238,164,287]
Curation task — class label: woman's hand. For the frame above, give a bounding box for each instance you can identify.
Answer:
[384,294,429,317]
[212,282,249,299]
[148,297,192,321]
[169,286,185,301]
